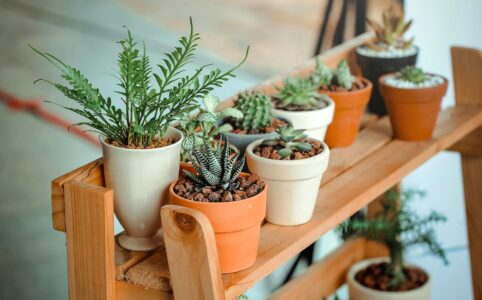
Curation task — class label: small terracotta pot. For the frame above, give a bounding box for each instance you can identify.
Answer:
[168,172,267,273]
[379,74,448,141]
[324,77,373,147]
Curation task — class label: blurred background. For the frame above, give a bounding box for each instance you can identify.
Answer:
[0,0,481,299]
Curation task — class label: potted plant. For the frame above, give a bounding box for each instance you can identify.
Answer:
[379,66,448,141]
[271,77,335,141]
[342,189,448,300]
[220,91,290,157]
[313,59,372,147]
[169,136,267,273]
[246,127,330,226]
[356,5,418,116]
[178,94,243,163]
[32,19,248,251]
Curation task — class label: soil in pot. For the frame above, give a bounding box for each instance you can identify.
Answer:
[356,47,418,116]
[106,136,176,149]
[253,138,324,160]
[322,77,372,148]
[355,261,428,292]
[170,170,267,273]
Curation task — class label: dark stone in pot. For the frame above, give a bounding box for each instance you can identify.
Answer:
[356,47,418,116]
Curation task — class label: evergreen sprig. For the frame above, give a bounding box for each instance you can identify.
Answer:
[340,188,447,289]
[31,18,249,148]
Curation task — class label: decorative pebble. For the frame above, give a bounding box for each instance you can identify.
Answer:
[356,46,418,58]
[384,73,444,89]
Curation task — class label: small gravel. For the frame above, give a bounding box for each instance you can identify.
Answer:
[356,46,417,58]
[384,73,444,89]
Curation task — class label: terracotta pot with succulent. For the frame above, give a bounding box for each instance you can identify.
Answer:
[271,77,335,141]
[169,136,267,273]
[32,18,248,251]
[356,5,418,116]
[246,127,330,226]
[220,91,290,157]
[379,66,448,141]
[177,94,243,165]
[341,189,448,300]
[314,59,372,147]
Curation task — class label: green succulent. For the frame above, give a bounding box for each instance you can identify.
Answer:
[273,77,325,110]
[261,126,312,159]
[334,60,355,89]
[399,66,427,84]
[311,59,355,90]
[183,135,245,192]
[366,5,414,51]
[178,94,243,162]
[233,92,273,131]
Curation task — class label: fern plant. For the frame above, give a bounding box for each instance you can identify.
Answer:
[178,94,242,162]
[340,188,447,289]
[183,135,245,191]
[31,18,249,148]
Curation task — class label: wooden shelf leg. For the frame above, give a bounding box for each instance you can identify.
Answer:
[451,46,482,300]
[161,205,226,300]
[64,181,115,300]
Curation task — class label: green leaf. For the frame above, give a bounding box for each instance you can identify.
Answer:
[202,94,219,112]
[220,107,243,119]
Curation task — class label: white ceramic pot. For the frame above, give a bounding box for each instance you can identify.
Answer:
[272,97,334,141]
[101,127,183,251]
[245,139,330,226]
[347,258,432,300]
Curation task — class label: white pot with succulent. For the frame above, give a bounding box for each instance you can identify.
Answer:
[32,18,248,251]
[340,189,448,300]
[246,127,330,225]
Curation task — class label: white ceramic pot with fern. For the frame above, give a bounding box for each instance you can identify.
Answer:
[101,128,182,251]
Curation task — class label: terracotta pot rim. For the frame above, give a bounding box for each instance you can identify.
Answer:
[348,257,431,295]
[379,73,449,92]
[100,127,183,153]
[318,76,373,97]
[169,172,267,207]
[245,138,329,166]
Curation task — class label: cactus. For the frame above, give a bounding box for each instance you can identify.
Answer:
[233,92,273,131]
[311,59,355,90]
[365,5,414,51]
[261,127,312,159]
[399,66,427,84]
[183,135,245,191]
[178,94,243,162]
[334,60,355,90]
[274,77,326,110]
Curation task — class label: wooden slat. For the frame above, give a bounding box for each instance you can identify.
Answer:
[449,127,482,156]
[161,205,226,300]
[52,158,104,231]
[115,238,153,280]
[222,106,482,299]
[116,281,172,300]
[65,181,115,300]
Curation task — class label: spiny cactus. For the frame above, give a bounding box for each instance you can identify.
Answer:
[366,5,414,51]
[399,66,427,84]
[261,127,312,159]
[312,59,355,90]
[274,77,326,110]
[334,60,355,90]
[234,92,273,131]
[183,135,245,191]
[178,94,243,162]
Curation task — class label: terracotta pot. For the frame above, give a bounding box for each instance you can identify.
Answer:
[347,258,432,300]
[101,127,182,251]
[379,74,448,141]
[272,97,335,142]
[168,172,267,273]
[246,139,330,226]
[356,47,418,116]
[324,77,372,147]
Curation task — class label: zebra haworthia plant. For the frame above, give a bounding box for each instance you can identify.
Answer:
[261,126,312,159]
[31,18,248,148]
[178,94,242,162]
[233,92,273,131]
[183,135,245,191]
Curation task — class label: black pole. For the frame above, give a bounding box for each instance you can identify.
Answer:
[313,0,335,56]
